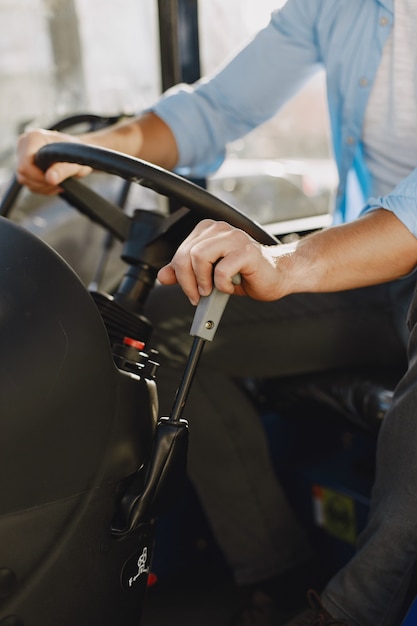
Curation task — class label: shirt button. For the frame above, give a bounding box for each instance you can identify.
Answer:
[346,136,355,145]
[359,77,369,88]
[379,16,389,26]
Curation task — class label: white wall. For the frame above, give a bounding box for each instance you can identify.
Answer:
[0,0,160,156]
[0,0,54,153]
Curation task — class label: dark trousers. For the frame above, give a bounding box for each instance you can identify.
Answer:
[145,271,415,623]
[325,278,417,625]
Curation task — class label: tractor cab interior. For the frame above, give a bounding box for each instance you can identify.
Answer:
[0,2,415,625]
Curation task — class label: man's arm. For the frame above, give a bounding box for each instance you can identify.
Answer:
[157,209,417,305]
[15,112,178,195]
[16,2,321,197]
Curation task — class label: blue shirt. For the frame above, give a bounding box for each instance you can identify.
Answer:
[153,0,417,236]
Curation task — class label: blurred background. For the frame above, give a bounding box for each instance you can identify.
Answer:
[0,0,337,287]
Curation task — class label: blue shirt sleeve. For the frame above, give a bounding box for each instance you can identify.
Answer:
[361,167,417,237]
[152,1,322,176]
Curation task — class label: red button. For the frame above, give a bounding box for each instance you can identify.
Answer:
[123,337,145,350]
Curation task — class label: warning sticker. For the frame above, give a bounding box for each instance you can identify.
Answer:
[312,484,357,545]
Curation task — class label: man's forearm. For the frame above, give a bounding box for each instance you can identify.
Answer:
[277,209,417,297]
[81,111,179,170]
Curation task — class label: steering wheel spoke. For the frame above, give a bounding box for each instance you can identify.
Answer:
[60,177,131,241]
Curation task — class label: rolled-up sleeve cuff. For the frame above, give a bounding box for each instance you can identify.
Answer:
[151,86,226,177]
[360,175,417,238]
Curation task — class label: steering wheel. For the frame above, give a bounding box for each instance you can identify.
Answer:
[34,142,279,247]
[34,143,281,537]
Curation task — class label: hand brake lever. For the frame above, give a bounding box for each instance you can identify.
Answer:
[111,274,240,534]
[169,273,241,422]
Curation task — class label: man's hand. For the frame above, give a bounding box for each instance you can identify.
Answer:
[16,129,92,195]
[158,211,417,306]
[157,219,290,305]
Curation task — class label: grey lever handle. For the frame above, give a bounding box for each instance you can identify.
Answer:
[190,274,241,341]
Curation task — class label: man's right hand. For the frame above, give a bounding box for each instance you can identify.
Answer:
[16,129,92,195]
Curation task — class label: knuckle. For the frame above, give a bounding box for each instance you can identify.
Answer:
[214,267,230,285]
[196,218,215,234]
[190,242,208,264]
[171,254,189,275]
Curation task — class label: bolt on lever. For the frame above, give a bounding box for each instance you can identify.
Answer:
[169,274,241,422]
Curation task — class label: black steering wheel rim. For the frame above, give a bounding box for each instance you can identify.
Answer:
[34,142,278,246]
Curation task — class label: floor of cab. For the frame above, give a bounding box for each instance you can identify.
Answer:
[141,570,301,626]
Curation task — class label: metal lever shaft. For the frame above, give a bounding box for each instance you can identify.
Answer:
[170,274,240,421]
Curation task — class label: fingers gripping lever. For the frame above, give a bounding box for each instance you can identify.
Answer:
[112,275,240,536]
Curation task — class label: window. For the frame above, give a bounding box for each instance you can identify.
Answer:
[198,0,337,226]
[0,0,336,238]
